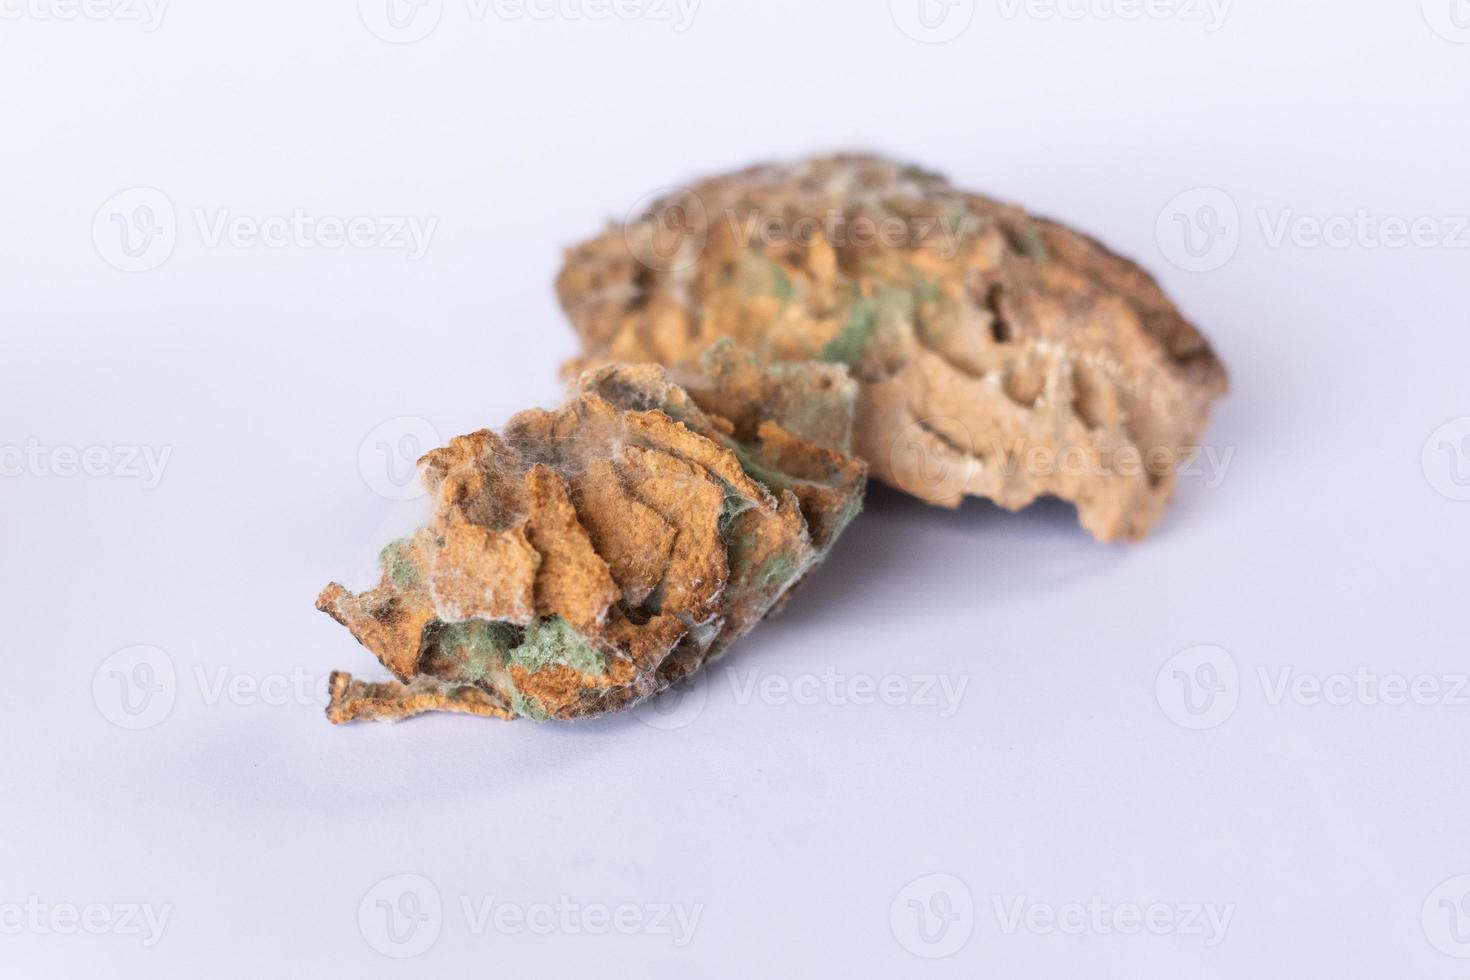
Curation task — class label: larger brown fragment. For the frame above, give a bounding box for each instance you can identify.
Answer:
[557,154,1228,541]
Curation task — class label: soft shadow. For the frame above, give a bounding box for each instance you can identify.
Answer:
[772,484,1129,627]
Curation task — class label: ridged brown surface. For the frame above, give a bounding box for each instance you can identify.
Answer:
[557,154,1228,541]
[317,344,866,723]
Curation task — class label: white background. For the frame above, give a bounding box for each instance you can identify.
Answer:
[4,0,1470,976]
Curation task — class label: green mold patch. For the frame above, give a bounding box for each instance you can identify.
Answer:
[913,278,945,306]
[820,297,880,367]
[378,538,422,590]
[1019,226,1050,263]
[712,478,766,577]
[836,492,864,533]
[754,552,799,589]
[759,363,855,452]
[727,440,796,494]
[722,522,762,577]
[653,397,692,426]
[718,486,758,534]
[434,619,517,682]
[778,393,844,450]
[510,689,549,721]
[741,252,796,303]
[770,264,795,302]
[820,287,915,367]
[901,164,945,185]
[509,616,607,677]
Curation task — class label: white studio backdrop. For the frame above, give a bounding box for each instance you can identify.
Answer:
[3,1,1469,977]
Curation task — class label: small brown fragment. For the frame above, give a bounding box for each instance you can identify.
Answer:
[317,345,866,723]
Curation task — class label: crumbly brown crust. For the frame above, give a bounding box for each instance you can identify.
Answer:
[318,345,865,723]
[557,154,1227,541]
